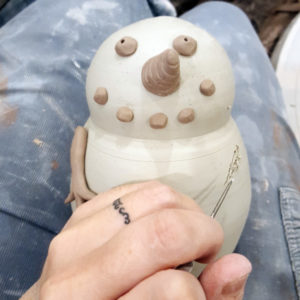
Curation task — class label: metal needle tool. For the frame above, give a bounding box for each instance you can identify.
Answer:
[210,178,234,219]
[177,178,235,272]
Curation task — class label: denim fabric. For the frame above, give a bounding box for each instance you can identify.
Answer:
[182,3,300,299]
[0,0,35,27]
[0,1,299,299]
[0,1,155,298]
[0,0,176,27]
[280,187,300,299]
[147,0,176,16]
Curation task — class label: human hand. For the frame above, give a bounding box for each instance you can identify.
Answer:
[21,181,251,300]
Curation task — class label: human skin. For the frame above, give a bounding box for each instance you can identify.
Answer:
[20,181,252,300]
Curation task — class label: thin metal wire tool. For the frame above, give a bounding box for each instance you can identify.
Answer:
[210,178,234,219]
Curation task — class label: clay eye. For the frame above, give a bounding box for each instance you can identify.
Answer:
[115,37,138,57]
[173,35,197,56]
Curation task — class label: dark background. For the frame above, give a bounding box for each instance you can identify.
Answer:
[171,0,300,55]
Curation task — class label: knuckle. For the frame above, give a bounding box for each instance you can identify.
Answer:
[149,211,184,256]
[47,235,64,265]
[147,182,178,207]
[162,270,200,300]
[40,276,60,300]
[71,204,85,220]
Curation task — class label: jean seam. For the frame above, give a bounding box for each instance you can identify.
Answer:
[280,187,300,300]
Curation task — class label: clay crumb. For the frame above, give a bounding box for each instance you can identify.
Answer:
[33,138,43,146]
[51,160,59,170]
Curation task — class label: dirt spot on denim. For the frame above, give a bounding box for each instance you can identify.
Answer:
[51,160,59,170]
[0,65,18,128]
[0,101,18,127]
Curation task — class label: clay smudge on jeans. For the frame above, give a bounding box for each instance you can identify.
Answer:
[0,101,18,127]
[51,160,59,170]
[0,64,18,128]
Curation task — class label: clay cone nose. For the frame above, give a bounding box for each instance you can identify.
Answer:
[166,49,179,65]
[142,49,180,96]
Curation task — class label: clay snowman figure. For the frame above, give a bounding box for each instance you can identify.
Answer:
[65,17,251,267]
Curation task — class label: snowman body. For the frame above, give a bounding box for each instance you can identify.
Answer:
[84,17,251,260]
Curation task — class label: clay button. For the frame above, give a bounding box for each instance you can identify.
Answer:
[149,113,168,129]
[173,35,197,56]
[94,87,108,105]
[115,37,138,57]
[116,107,134,122]
[177,108,195,124]
[200,79,216,96]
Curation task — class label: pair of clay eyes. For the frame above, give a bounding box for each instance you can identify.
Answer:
[115,35,197,57]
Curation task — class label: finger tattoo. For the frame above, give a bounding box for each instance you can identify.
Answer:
[113,198,131,225]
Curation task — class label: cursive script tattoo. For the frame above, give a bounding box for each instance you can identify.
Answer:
[112,198,131,224]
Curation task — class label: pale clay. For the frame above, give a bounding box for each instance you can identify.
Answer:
[68,17,251,276]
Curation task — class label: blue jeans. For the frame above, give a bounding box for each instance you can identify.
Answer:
[0,1,299,299]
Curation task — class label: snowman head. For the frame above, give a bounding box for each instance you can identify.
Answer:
[86,17,235,140]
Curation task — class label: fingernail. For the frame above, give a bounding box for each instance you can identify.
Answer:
[221,273,249,299]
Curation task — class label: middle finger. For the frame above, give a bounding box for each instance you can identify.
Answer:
[50,183,203,269]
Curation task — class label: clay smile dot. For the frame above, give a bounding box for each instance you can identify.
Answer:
[94,87,108,105]
[115,37,138,57]
[200,79,216,96]
[116,107,134,122]
[173,35,197,56]
[178,108,195,124]
[149,113,168,129]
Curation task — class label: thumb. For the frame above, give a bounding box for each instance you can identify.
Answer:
[199,253,252,300]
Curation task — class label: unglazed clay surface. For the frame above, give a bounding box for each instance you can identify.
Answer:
[68,17,251,274]
[86,17,235,139]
